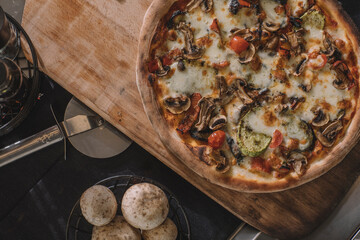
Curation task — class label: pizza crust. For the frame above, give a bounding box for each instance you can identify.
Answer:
[136,0,360,192]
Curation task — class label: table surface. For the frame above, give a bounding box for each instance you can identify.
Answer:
[1,1,360,240]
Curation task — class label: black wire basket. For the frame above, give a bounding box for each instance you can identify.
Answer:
[0,13,40,136]
[66,175,191,240]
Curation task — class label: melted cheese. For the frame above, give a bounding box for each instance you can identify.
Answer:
[260,0,288,27]
[288,0,309,17]
[162,62,216,96]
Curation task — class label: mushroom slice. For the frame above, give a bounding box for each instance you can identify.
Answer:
[177,21,204,60]
[231,28,257,42]
[238,43,256,64]
[274,104,289,114]
[265,35,279,51]
[167,10,186,29]
[311,108,330,127]
[322,32,336,58]
[190,129,212,142]
[201,0,213,12]
[232,78,254,105]
[337,109,346,120]
[209,114,227,130]
[212,150,231,174]
[186,0,202,12]
[195,97,216,131]
[288,152,308,175]
[332,61,352,90]
[287,29,305,55]
[316,120,343,147]
[216,76,235,105]
[293,53,308,77]
[186,0,213,12]
[155,57,170,77]
[163,96,191,114]
[226,135,243,163]
[263,21,281,32]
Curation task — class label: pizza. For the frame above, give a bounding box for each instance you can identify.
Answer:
[136,0,360,192]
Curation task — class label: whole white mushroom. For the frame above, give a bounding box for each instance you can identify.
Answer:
[121,183,169,230]
[92,215,141,240]
[80,185,117,226]
[142,218,178,240]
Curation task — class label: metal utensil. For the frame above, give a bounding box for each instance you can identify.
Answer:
[349,225,360,240]
[0,114,104,167]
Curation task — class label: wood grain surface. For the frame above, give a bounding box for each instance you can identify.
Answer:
[21,0,360,239]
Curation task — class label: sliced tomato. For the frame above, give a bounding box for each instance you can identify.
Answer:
[269,129,283,148]
[210,18,220,33]
[251,157,271,174]
[238,0,251,7]
[308,53,327,70]
[162,55,173,66]
[212,61,230,69]
[177,93,202,134]
[230,36,249,55]
[148,59,159,73]
[208,130,226,149]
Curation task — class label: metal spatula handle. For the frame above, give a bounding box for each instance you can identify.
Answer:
[0,125,63,167]
[0,114,104,167]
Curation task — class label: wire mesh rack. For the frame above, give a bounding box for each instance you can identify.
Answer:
[66,175,191,240]
[0,13,40,136]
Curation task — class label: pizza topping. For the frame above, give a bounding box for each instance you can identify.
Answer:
[216,76,235,105]
[322,32,336,58]
[195,97,216,131]
[212,61,230,69]
[212,150,231,173]
[233,78,254,105]
[287,29,305,56]
[177,60,186,71]
[288,152,307,175]
[238,121,272,157]
[226,135,243,162]
[289,96,305,110]
[209,113,227,130]
[229,0,240,15]
[311,107,330,128]
[294,53,309,76]
[230,36,250,55]
[177,93,202,134]
[208,130,226,149]
[315,120,343,148]
[167,10,186,29]
[307,53,327,70]
[186,0,213,13]
[210,18,220,33]
[332,61,354,90]
[251,157,271,174]
[263,22,281,33]
[164,96,191,114]
[301,9,325,30]
[269,130,283,149]
[177,22,204,60]
[264,35,280,51]
[155,56,170,77]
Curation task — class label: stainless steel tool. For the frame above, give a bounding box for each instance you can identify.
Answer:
[0,114,104,167]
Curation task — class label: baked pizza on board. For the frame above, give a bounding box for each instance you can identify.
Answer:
[136,0,360,192]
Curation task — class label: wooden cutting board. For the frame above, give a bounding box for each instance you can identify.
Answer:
[21,0,360,238]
